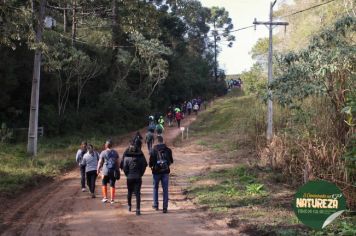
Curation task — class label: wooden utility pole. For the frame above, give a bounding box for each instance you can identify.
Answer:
[27,0,47,156]
[253,0,288,141]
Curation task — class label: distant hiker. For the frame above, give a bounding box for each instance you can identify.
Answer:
[145,129,155,153]
[149,136,173,213]
[193,103,199,115]
[76,141,87,192]
[182,102,187,115]
[133,131,143,150]
[81,144,99,198]
[97,139,120,204]
[123,141,148,215]
[158,116,165,126]
[167,110,174,127]
[156,123,164,136]
[175,111,183,128]
[148,115,155,127]
[154,112,161,125]
[186,101,192,115]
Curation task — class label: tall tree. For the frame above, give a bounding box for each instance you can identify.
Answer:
[207,7,235,81]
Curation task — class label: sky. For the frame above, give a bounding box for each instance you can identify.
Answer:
[199,0,290,75]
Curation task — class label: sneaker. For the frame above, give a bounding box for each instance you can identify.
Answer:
[163,208,167,213]
[91,193,96,198]
[110,200,115,204]
[128,206,132,212]
[152,205,159,211]
[136,210,141,216]
[101,198,108,203]
[82,188,86,192]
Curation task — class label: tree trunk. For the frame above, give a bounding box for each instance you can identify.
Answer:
[27,0,46,156]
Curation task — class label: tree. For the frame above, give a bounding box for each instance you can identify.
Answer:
[130,32,172,98]
[206,7,235,81]
[272,16,356,140]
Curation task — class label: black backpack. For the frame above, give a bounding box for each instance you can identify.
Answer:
[154,148,169,173]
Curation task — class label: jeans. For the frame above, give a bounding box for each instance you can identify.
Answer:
[80,165,86,189]
[86,170,97,194]
[153,173,169,210]
[127,178,142,210]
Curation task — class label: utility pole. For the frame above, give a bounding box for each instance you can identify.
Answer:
[72,0,77,46]
[27,0,47,156]
[253,0,288,141]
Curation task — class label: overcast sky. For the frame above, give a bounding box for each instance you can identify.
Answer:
[199,0,290,75]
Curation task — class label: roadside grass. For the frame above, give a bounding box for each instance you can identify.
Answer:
[185,94,356,235]
[188,165,268,212]
[189,95,266,153]
[0,134,108,197]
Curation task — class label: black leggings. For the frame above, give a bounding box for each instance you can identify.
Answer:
[80,165,86,188]
[127,178,142,210]
[86,170,97,194]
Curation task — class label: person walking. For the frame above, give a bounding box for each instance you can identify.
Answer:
[97,140,120,204]
[145,129,155,153]
[158,115,165,126]
[81,144,99,198]
[193,103,199,115]
[133,131,143,150]
[156,123,164,136]
[76,141,87,192]
[186,101,192,115]
[167,110,174,127]
[175,111,183,128]
[149,136,173,213]
[123,141,147,215]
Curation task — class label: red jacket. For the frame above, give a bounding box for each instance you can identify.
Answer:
[175,112,183,120]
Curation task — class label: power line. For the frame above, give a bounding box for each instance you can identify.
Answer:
[279,0,338,18]
[229,25,254,33]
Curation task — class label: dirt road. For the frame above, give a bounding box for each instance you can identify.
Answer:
[0,115,236,236]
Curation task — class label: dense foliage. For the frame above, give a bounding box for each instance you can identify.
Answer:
[0,0,228,137]
[237,0,355,209]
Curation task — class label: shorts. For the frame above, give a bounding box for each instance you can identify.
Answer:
[102,170,116,187]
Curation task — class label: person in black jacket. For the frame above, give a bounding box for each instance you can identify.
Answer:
[149,136,173,213]
[123,141,148,215]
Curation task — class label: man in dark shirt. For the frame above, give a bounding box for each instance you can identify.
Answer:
[149,136,173,213]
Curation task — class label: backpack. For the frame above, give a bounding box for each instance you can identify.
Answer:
[154,148,170,173]
[105,150,117,170]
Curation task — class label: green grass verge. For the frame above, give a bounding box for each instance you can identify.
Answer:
[189,95,266,152]
[0,134,108,196]
[188,166,268,212]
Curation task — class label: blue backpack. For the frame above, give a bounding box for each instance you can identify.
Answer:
[105,150,117,170]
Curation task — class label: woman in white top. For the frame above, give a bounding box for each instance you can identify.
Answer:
[81,144,99,198]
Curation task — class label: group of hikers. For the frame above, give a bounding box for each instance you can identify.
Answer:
[75,131,173,216]
[75,99,207,216]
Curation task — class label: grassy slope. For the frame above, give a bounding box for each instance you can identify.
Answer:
[186,93,356,236]
[0,134,108,197]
